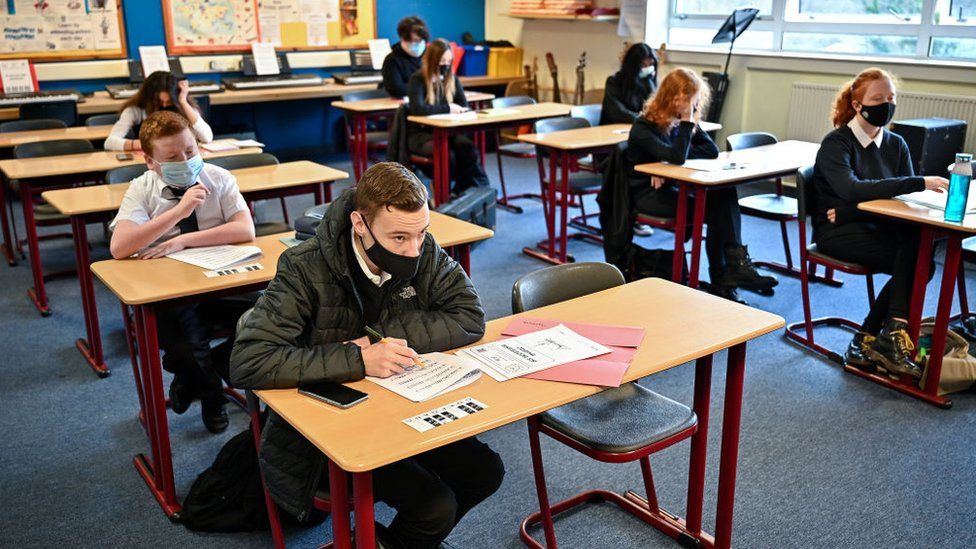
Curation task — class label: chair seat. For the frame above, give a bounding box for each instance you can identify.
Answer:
[577,154,595,168]
[255,222,292,237]
[365,131,389,145]
[499,142,536,157]
[542,172,602,193]
[409,154,433,166]
[807,243,873,274]
[635,212,676,229]
[540,383,697,454]
[738,193,798,219]
[963,236,976,256]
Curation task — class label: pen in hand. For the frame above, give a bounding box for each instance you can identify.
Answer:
[364,325,425,368]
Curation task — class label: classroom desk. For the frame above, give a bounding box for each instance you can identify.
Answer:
[409,102,574,205]
[256,277,784,549]
[42,160,347,377]
[333,91,496,182]
[91,216,493,520]
[0,145,262,315]
[635,140,820,289]
[0,124,113,151]
[855,198,976,408]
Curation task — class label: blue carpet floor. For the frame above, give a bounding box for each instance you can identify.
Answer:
[1,152,974,548]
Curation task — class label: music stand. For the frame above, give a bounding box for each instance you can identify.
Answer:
[711,8,759,76]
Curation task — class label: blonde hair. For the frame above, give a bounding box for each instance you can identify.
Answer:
[831,67,897,128]
[420,38,455,105]
[640,68,710,131]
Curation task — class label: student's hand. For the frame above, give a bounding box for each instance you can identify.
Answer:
[361,340,419,378]
[128,139,142,151]
[449,103,468,115]
[177,185,208,217]
[651,176,666,190]
[827,208,837,223]
[140,235,186,259]
[675,97,694,122]
[178,80,191,104]
[924,176,949,193]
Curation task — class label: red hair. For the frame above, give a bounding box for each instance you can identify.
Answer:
[641,68,711,131]
[831,67,897,128]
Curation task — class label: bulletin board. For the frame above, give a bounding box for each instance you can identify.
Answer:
[161,0,377,54]
[0,0,126,61]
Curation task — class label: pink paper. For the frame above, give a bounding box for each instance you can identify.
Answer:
[503,318,645,348]
[524,359,631,387]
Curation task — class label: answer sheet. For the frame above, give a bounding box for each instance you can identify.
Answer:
[898,188,976,213]
[166,245,263,270]
[366,352,482,402]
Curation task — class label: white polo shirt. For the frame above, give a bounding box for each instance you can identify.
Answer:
[109,162,248,247]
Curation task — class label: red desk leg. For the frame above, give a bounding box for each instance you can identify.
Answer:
[132,304,182,520]
[0,174,15,266]
[432,129,452,206]
[522,149,566,265]
[558,151,571,264]
[687,187,708,289]
[71,216,108,377]
[455,244,471,274]
[672,183,690,284]
[329,460,353,549]
[922,235,961,406]
[686,354,713,536]
[353,472,376,549]
[907,226,935,345]
[351,113,366,182]
[714,342,747,549]
[20,180,50,315]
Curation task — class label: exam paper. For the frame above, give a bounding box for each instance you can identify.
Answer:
[898,188,976,214]
[166,245,263,271]
[427,111,478,121]
[200,141,239,152]
[681,158,750,172]
[457,325,612,382]
[231,139,265,148]
[366,352,482,402]
[476,107,519,116]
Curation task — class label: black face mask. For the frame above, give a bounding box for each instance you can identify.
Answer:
[439,65,451,79]
[859,102,896,127]
[359,218,421,281]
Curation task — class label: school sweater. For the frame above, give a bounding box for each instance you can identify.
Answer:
[625,118,719,188]
[406,71,468,117]
[600,72,655,125]
[381,43,423,98]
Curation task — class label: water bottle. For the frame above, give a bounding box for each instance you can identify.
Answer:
[944,153,973,223]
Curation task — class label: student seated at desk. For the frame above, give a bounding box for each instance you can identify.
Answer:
[811,68,948,378]
[626,68,777,303]
[407,39,490,194]
[382,15,430,98]
[110,110,256,433]
[230,163,504,548]
[105,71,213,151]
[600,42,658,125]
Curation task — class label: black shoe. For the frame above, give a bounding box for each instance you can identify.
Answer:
[706,283,748,306]
[720,245,778,293]
[201,400,229,434]
[169,375,193,415]
[845,331,878,372]
[866,319,923,379]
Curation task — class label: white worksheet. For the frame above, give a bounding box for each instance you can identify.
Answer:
[898,188,976,214]
[166,245,263,271]
[139,45,170,78]
[367,352,482,402]
[251,42,281,76]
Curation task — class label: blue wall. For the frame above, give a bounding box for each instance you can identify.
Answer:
[45,0,485,157]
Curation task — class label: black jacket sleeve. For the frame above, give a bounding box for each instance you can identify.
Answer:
[630,121,713,166]
[815,133,924,202]
[453,76,468,109]
[602,75,640,124]
[381,54,409,98]
[688,124,719,160]
[407,73,450,116]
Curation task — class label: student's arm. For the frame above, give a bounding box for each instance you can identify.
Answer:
[375,243,485,352]
[816,135,924,202]
[630,120,695,166]
[602,76,640,124]
[139,209,255,259]
[381,54,409,97]
[104,107,141,151]
[688,125,719,159]
[230,252,366,389]
[407,75,450,116]
[454,76,468,108]
[109,184,204,259]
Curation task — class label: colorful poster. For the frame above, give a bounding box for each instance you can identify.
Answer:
[168,0,259,50]
[48,14,95,50]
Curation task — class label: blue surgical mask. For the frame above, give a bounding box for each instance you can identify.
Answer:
[155,154,204,187]
[639,65,655,79]
[408,40,426,57]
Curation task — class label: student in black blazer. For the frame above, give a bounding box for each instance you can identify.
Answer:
[407,38,489,194]
[600,42,658,125]
[811,67,948,377]
[626,68,777,304]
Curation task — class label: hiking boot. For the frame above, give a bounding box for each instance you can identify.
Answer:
[720,244,778,294]
[866,319,923,379]
[201,400,229,434]
[845,331,878,373]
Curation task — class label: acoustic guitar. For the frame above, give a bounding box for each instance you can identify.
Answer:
[573,51,587,105]
[545,52,561,103]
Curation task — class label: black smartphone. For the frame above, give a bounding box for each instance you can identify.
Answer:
[116,153,133,161]
[298,381,368,409]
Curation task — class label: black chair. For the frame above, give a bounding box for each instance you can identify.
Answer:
[492,95,539,213]
[106,164,149,184]
[0,118,67,132]
[570,104,603,172]
[19,100,78,127]
[207,153,290,237]
[785,166,877,364]
[12,138,92,158]
[85,114,119,126]
[533,116,603,240]
[513,262,698,549]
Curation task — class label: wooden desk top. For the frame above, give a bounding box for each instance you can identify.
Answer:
[458,75,523,88]
[42,160,348,216]
[0,144,261,180]
[92,212,493,306]
[408,102,572,129]
[518,123,631,150]
[859,199,976,234]
[0,125,113,149]
[256,277,784,472]
[635,140,819,186]
[332,91,496,113]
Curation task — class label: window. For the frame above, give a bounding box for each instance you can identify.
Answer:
[667,0,976,61]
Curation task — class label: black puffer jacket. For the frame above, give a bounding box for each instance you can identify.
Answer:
[229,189,486,519]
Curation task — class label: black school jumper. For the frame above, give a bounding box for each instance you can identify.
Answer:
[600,72,656,125]
[381,43,423,98]
[811,124,931,334]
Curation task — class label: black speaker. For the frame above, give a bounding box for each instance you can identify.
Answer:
[889,118,967,178]
[702,71,729,124]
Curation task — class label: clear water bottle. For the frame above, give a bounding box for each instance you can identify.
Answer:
[945,153,973,223]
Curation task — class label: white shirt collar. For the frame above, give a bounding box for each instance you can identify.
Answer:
[847,117,884,149]
[350,227,391,287]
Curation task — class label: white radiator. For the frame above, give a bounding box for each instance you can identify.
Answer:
[787,82,975,151]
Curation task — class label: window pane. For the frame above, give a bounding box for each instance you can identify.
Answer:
[674,0,772,16]
[668,27,775,49]
[931,36,976,58]
[791,0,922,22]
[934,0,976,25]
[782,32,918,56]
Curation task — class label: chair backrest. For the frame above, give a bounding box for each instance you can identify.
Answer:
[19,100,78,127]
[532,116,590,159]
[570,104,602,129]
[512,262,626,313]
[85,113,119,126]
[207,153,279,171]
[0,118,67,133]
[582,88,605,105]
[13,138,93,159]
[194,94,212,121]
[341,88,390,102]
[492,95,536,109]
[795,165,815,221]
[106,164,149,184]
[725,131,777,152]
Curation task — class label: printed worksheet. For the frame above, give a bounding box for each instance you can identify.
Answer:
[165,245,263,270]
[366,352,482,402]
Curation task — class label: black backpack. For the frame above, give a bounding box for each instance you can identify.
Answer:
[621,244,685,283]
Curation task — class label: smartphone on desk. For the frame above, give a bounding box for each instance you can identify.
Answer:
[116,153,133,161]
[299,381,368,409]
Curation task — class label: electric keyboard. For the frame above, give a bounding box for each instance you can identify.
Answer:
[105,80,223,99]
[0,90,83,107]
[332,71,383,85]
[222,74,324,90]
